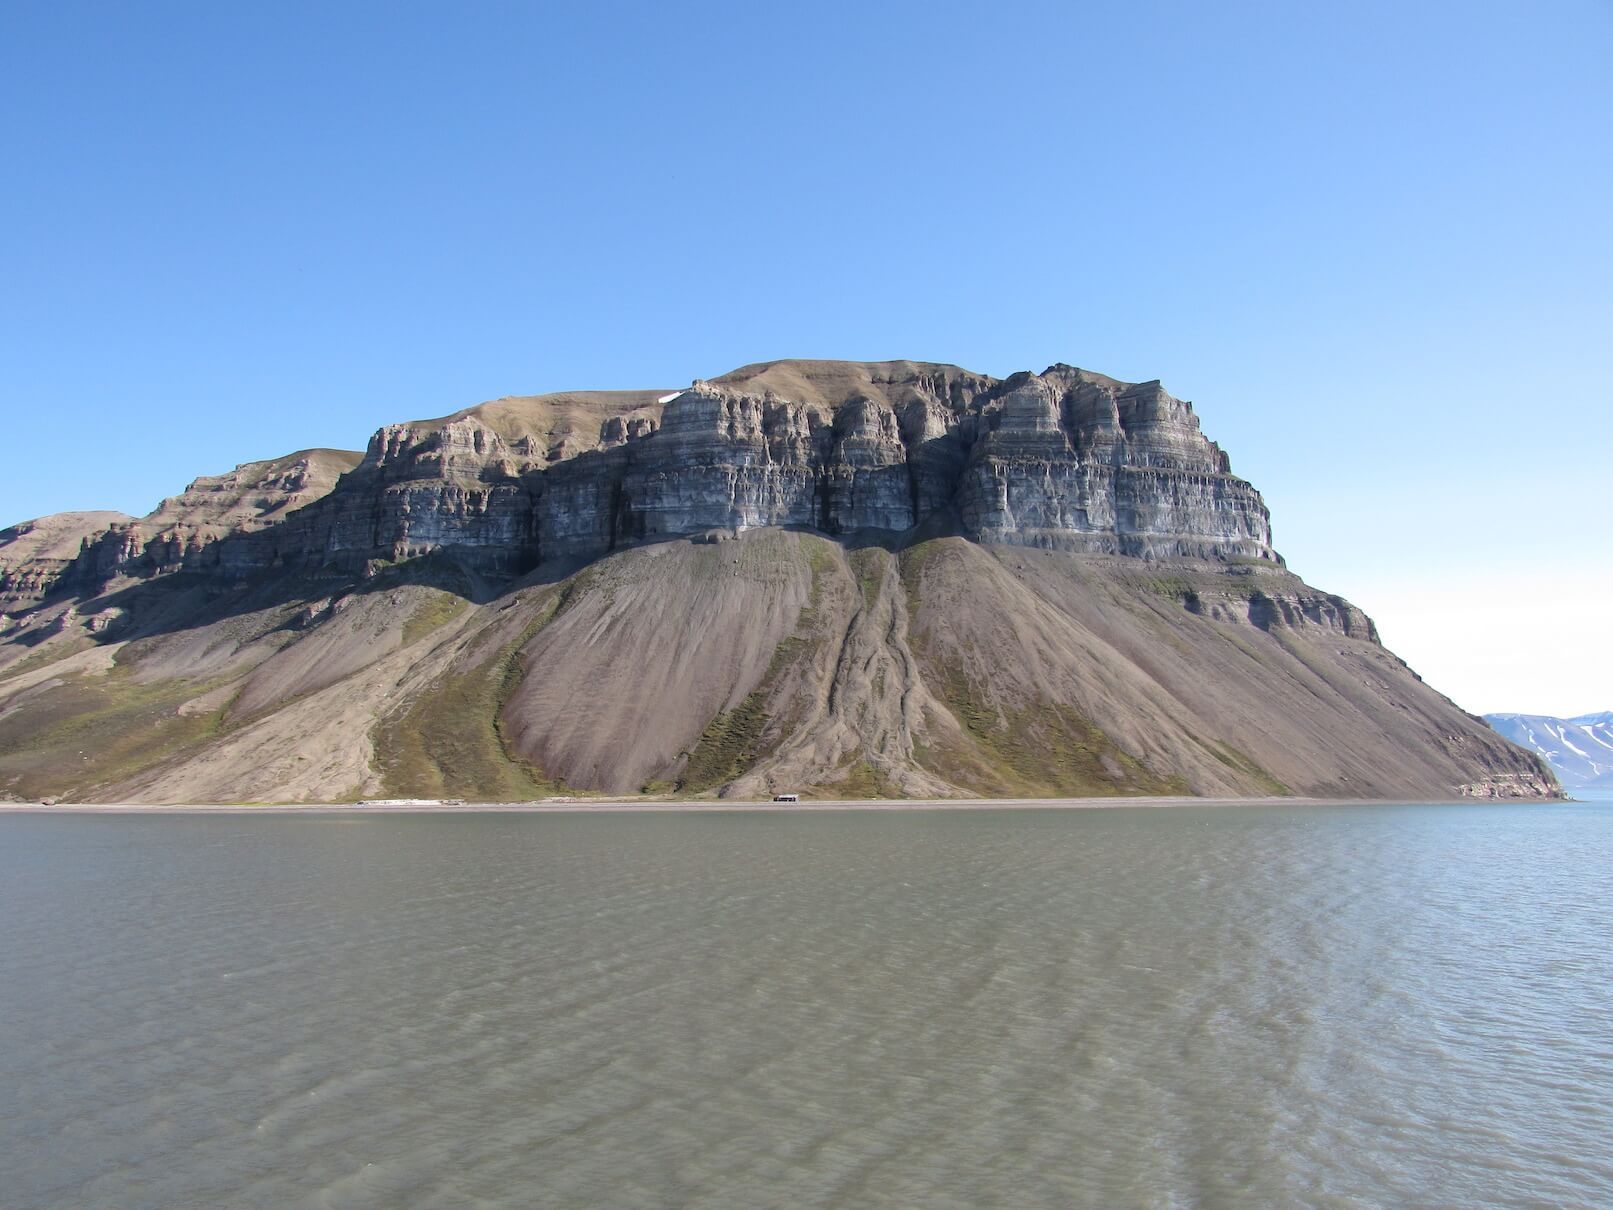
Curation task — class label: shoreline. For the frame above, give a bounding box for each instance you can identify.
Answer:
[0,794,1570,814]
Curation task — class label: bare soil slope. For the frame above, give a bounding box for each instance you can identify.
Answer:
[0,530,1548,803]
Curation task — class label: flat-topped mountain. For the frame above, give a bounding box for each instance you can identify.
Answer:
[0,448,361,609]
[0,359,1558,804]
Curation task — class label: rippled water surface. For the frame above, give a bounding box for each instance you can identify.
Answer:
[3,803,1612,1208]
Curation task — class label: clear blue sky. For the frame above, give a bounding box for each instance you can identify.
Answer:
[3,1,1609,714]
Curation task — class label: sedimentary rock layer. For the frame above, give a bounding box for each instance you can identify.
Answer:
[0,359,1559,803]
[0,450,361,607]
[6,361,1275,599]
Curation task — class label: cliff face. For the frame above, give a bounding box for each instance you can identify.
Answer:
[957,367,1270,559]
[5,361,1275,593]
[0,359,1559,804]
[0,450,361,608]
[0,512,136,608]
[186,360,1274,578]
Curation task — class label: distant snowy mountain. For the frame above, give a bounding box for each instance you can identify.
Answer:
[1485,712,1613,789]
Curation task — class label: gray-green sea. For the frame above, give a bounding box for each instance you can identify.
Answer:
[2,803,1611,1208]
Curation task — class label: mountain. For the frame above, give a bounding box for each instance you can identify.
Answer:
[1484,713,1613,789]
[0,359,1558,804]
[0,449,362,610]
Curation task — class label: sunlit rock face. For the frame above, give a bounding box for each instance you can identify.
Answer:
[5,360,1280,599]
[0,451,362,607]
[618,387,825,541]
[957,368,1272,559]
[519,361,1275,566]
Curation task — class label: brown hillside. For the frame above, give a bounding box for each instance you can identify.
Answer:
[0,530,1547,803]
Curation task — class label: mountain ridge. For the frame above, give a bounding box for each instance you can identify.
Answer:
[1485,712,1613,789]
[0,358,1560,804]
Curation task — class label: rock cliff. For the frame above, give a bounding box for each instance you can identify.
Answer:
[0,512,136,607]
[156,359,1276,579]
[0,359,1559,804]
[1,449,361,608]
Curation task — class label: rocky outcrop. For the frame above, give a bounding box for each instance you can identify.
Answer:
[1,451,359,607]
[164,360,1280,579]
[211,392,668,575]
[600,363,1271,563]
[0,511,135,608]
[1458,771,1566,799]
[4,361,1280,599]
[958,368,1271,559]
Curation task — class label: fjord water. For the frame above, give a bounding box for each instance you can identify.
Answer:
[2,806,1611,1209]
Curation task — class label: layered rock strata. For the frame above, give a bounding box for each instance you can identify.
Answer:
[1,451,359,607]
[97,361,1272,584]
[0,358,1560,803]
[0,512,135,607]
[6,362,1276,598]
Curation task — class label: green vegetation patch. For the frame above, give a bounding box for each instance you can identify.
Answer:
[401,590,470,647]
[967,699,1185,797]
[911,729,1017,796]
[915,650,1187,799]
[847,546,886,608]
[371,593,566,801]
[827,757,904,799]
[0,668,230,800]
[1137,574,1197,599]
[1202,737,1292,796]
[896,538,950,599]
[897,538,1189,798]
[676,635,809,794]
[674,537,835,795]
[677,688,774,794]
